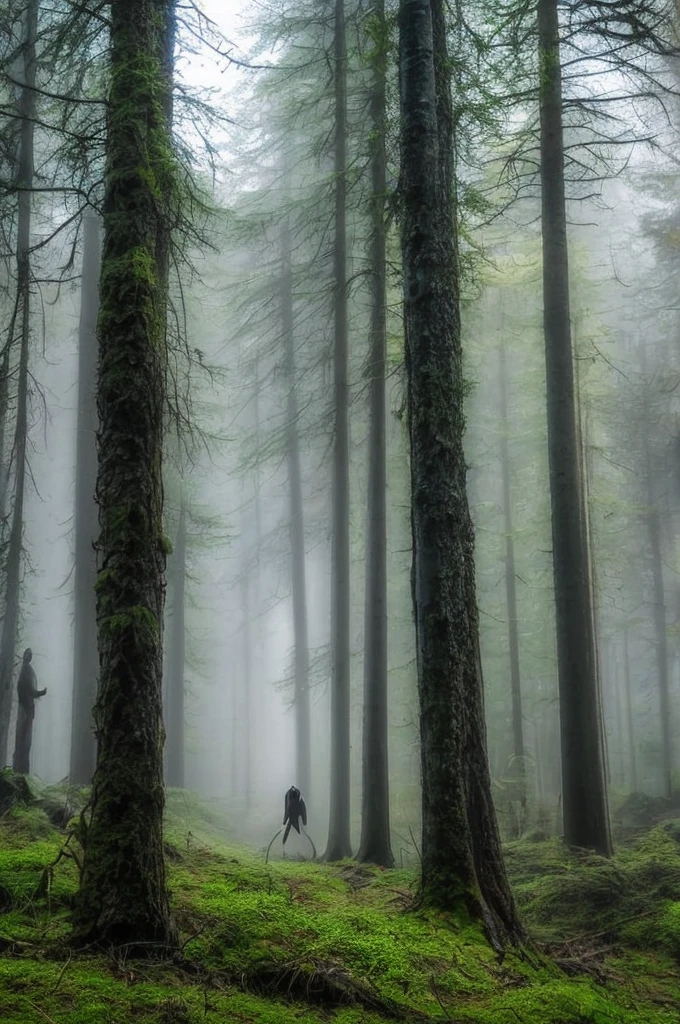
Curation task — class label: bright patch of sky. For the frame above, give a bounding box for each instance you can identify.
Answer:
[176,0,279,181]
[180,0,263,92]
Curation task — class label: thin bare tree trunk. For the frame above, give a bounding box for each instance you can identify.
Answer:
[70,211,101,784]
[0,346,11,526]
[538,0,610,855]
[575,364,610,791]
[498,341,525,828]
[240,527,252,804]
[165,493,186,788]
[0,0,37,764]
[325,0,352,861]
[357,0,393,868]
[622,623,637,791]
[281,217,311,802]
[640,358,672,797]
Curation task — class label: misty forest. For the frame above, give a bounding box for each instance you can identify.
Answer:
[4,0,680,1021]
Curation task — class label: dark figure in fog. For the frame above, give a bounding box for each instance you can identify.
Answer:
[283,785,307,846]
[264,786,315,862]
[12,649,46,775]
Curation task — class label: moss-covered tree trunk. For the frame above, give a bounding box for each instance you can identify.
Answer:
[325,0,352,862]
[399,0,522,948]
[538,0,611,856]
[70,211,102,785]
[71,0,177,951]
[0,0,37,765]
[357,0,393,869]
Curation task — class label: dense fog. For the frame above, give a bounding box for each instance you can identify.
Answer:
[3,0,680,867]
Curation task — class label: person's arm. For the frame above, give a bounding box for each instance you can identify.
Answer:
[300,798,307,827]
[283,791,290,825]
[29,670,45,699]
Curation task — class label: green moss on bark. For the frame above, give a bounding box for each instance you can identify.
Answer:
[71,0,178,953]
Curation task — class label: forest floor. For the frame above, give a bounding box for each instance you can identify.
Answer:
[1,780,680,1023]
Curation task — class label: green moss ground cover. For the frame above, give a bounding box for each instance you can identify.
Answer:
[1,780,679,1023]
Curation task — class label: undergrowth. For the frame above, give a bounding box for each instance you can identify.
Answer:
[1,781,679,1023]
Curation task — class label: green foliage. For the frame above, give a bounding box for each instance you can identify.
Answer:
[99,604,158,643]
[507,823,680,950]
[2,797,680,1022]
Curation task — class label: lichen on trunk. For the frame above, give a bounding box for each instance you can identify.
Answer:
[399,0,523,947]
[71,0,177,952]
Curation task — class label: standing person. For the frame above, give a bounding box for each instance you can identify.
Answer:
[12,648,46,775]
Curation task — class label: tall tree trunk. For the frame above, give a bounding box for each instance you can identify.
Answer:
[69,211,102,784]
[165,493,186,789]
[622,623,637,791]
[281,217,311,802]
[358,0,393,867]
[0,346,11,526]
[0,0,37,765]
[72,0,177,950]
[325,0,352,861]
[533,717,545,805]
[575,364,610,790]
[240,509,252,804]
[641,367,672,797]
[399,0,522,947]
[230,675,239,797]
[498,341,525,827]
[611,642,625,789]
[252,356,262,798]
[537,0,611,856]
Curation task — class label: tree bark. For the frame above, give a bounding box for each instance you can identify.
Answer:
[575,357,610,790]
[0,0,37,765]
[281,217,311,802]
[69,211,102,784]
[622,623,637,791]
[0,346,11,526]
[498,341,525,827]
[240,519,252,804]
[537,0,611,855]
[165,493,186,789]
[399,0,522,946]
[230,669,239,797]
[71,0,177,951]
[611,642,625,789]
[357,0,393,868]
[325,0,352,861]
[641,367,672,797]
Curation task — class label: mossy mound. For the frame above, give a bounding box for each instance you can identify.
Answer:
[1,795,679,1023]
[506,820,680,957]
[0,768,33,816]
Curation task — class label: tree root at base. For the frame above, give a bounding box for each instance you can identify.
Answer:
[177,955,466,1023]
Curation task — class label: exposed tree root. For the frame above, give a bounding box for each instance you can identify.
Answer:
[176,954,458,1022]
[542,940,623,986]
[245,957,415,1017]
